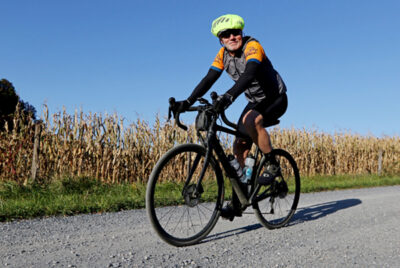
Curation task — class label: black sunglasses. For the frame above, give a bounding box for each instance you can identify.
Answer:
[218,29,242,39]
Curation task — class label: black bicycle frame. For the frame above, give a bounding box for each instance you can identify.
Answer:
[170,95,273,209]
[194,113,266,209]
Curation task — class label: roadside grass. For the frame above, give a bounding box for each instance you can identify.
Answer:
[300,174,400,193]
[1,175,399,222]
[0,177,146,222]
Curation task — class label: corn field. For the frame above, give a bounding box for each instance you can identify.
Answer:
[0,105,399,184]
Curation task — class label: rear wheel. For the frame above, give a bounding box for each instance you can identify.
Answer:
[146,143,224,247]
[253,149,300,229]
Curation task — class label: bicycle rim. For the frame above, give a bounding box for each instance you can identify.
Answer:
[146,144,224,247]
[253,149,300,229]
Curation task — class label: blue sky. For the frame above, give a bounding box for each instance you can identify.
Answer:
[2,0,399,137]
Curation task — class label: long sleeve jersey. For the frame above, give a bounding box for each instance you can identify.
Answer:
[187,36,286,105]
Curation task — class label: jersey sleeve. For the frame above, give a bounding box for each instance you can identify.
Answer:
[211,47,224,71]
[244,41,266,63]
[187,68,221,104]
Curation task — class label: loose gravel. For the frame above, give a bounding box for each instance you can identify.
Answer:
[1,186,399,267]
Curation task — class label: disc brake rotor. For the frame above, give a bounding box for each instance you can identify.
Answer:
[183,184,203,207]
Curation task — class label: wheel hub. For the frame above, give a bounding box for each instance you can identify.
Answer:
[183,184,202,207]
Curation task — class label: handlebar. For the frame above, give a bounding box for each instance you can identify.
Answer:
[168,92,237,131]
[168,97,188,130]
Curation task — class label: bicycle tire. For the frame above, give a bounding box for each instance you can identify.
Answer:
[253,149,300,229]
[146,143,224,247]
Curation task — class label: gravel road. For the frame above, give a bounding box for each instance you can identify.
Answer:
[1,186,399,268]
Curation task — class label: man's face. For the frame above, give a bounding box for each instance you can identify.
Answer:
[219,29,243,52]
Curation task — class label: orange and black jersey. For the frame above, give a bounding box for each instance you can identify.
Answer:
[187,36,286,105]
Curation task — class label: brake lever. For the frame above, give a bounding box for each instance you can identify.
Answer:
[168,107,172,121]
[167,97,188,130]
[168,97,176,121]
[198,98,210,105]
[210,91,218,104]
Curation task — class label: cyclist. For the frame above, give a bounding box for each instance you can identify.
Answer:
[175,14,288,219]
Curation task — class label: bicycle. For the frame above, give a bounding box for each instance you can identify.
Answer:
[146,92,300,247]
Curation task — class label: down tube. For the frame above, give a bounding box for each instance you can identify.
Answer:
[212,138,249,206]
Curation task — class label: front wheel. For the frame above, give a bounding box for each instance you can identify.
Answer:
[146,143,224,247]
[253,149,300,229]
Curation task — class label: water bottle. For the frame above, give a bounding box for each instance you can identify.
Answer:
[228,155,245,182]
[243,155,255,184]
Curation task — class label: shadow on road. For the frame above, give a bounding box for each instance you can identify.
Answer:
[203,198,362,243]
[290,198,362,225]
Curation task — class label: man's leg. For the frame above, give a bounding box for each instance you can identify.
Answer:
[233,137,252,166]
[220,137,252,220]
[241,110,272,155]
[241,95,288,186]
[242,110,280,186]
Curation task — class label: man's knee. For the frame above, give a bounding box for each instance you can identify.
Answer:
[254,115,264,129]
[242,111,256,130]
[242,110,264,132]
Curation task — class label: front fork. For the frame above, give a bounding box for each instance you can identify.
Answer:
[182,132,213,199]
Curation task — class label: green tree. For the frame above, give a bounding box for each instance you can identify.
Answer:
[0,79,37,131]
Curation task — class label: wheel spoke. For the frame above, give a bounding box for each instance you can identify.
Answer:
[199,203,213,212]
[197,205,203,227]
[188,208,197,235]
[158,205,178,221]
[172,207,186,234]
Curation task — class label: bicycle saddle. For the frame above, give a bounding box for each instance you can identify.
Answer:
[263,119,280,128]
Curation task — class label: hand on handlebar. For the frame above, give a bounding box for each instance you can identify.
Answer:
[175,100,191,114]
[213,93,233,113]
[168,97,191,130]
[169,92,237,130]
[168,98,191,120]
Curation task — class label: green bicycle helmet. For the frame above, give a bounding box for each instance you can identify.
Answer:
[211,14,245,37]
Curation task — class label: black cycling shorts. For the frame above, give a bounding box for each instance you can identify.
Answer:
[236,93,288,137]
